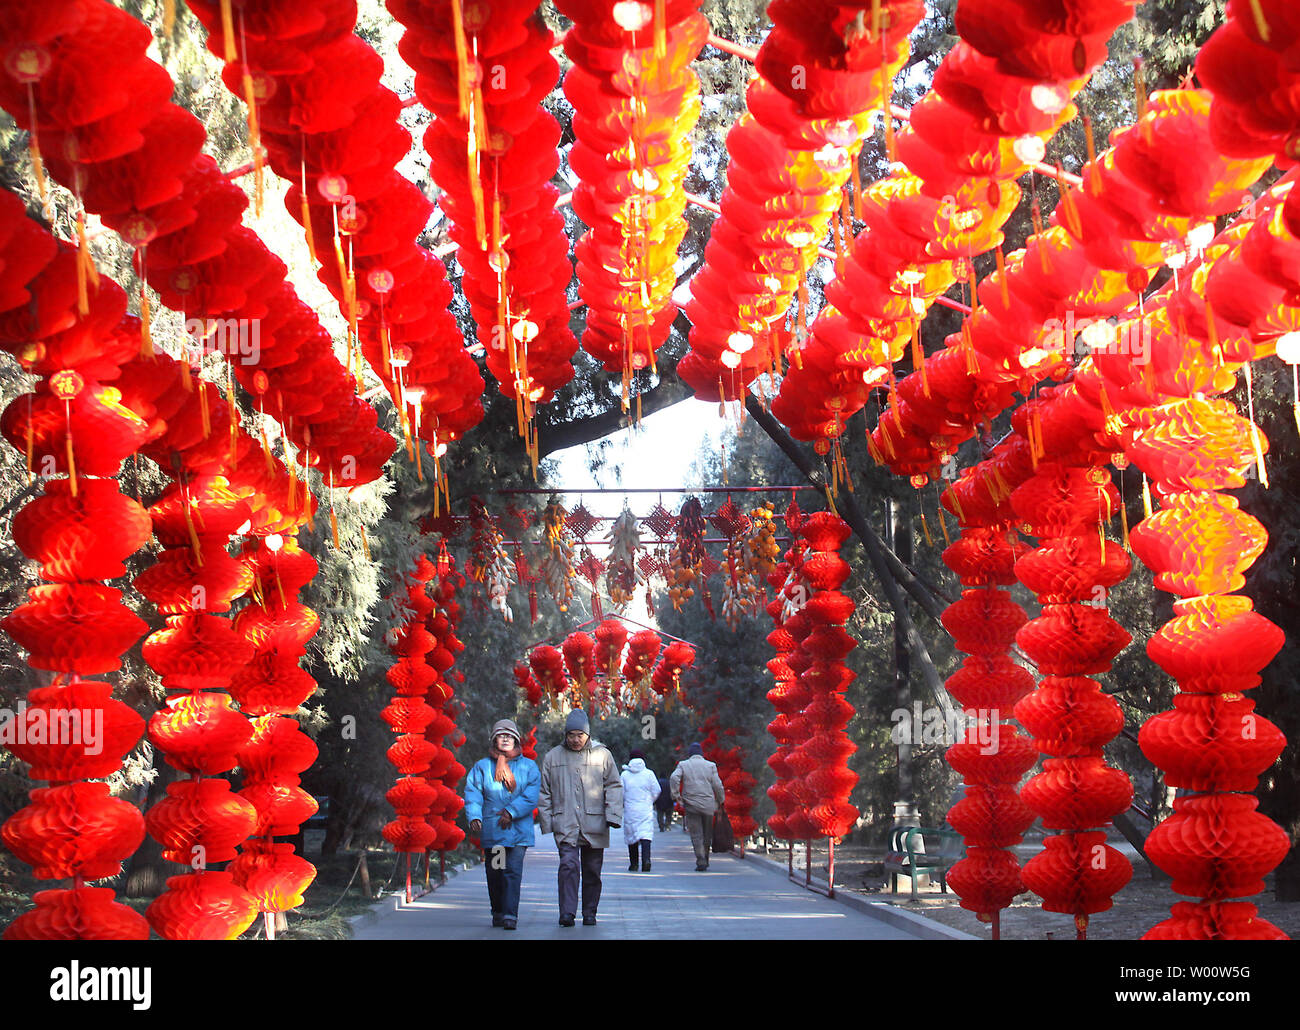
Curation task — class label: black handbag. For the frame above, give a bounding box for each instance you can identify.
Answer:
[711,808,735,853]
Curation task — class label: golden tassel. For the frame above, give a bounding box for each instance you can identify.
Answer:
[912,317,928,397]
[64,426,77,498]
[852,151,864,222]
[330,507,340,549]
[183,491,204,567]
[938,501,950,545]
[260,424,274,475]
[140,287,154,359]
[25,85,51,216]
[1134,59,1150,145]
[919,507,933,547]
[198,381,211,439]
[654,0,667,59]
[242,69,264,215]
[1141,474,1152,519]
[227,369,238,460]
[25,397,34,480]
[1204,298,1220,358]
[75,209,99,313]
[361,524,371,561]
[300,162,318,266]
[287,458,299,513]
[1246,0,1271,42]
[451,0,470,120]
[1083,115,1100,195]
[879,35,895,162]
[219,0,237,62]
[949,488,965,525]
[1056,165,1082,239]
[1244,360,1269,488]
[163,0,176,36]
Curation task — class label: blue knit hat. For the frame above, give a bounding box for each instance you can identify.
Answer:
[565,709,590,734]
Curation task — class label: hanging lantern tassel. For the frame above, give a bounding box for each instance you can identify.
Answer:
[360,524,372,561]
[918,505,933,547]
[25,395,34,480]
[1243,361,1270,489]
[163,0,176,37]
[1083,115,1100,195]
[25,85,51,216]
[226,368,239,460]
[993,246,1009,310]
[140,286,154,359]
[198,380,211,439]
[300,162,318,266]
[1246,0,1271,41]
[62,399,77,499]
[1119,474,1130,550]
[75,209,100,315]
[183,489,205,568]
[1134,58,1151,146]
[218,0,237,61]
[653,0,667,59]
[260,422,274,476]
[329,472,340,549]
[241,68,264,215]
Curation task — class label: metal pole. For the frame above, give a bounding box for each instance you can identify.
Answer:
[828,839,835,899]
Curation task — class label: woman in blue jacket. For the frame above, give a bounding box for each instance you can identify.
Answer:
[463,718,540,930]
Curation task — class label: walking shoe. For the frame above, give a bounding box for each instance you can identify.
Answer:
[502,920,517,931]
[628,862,638,871]
[642,863,651,872]
[559,915,575,927]
[695,864,707,871]
[492,915,505,927]
[582,915,597,926]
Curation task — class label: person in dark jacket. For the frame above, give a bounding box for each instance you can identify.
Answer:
[653,776,674,832]
[463,718,540,930]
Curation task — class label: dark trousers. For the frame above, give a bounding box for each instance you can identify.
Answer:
[627,839,651,869]
[684,809,713,868]
[484,845,526,922]
[557,841,604,918]
[656,808,672,832]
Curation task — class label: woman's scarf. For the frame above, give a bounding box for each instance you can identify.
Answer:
[489,740,521,791]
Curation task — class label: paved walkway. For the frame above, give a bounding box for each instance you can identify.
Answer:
[352,824,933,940]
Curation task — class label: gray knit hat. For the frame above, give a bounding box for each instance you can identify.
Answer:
[491,718,521,745]
[564,709,590,734]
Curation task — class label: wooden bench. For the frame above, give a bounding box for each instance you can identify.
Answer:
[884,826,964,898]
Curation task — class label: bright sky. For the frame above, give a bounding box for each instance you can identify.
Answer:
[540,395,731,627]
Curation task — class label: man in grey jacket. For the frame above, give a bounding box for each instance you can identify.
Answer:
[538,709,623,926]
[670,742,726,871]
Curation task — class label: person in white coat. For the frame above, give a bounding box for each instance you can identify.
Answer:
[620,749,661,871]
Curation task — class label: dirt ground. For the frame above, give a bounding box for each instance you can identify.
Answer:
[755,837,1300,941]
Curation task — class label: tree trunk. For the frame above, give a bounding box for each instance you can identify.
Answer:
[358,852,371,899]
[889,497,914,805]
[122,762,181,898]
[745,396,956,721]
